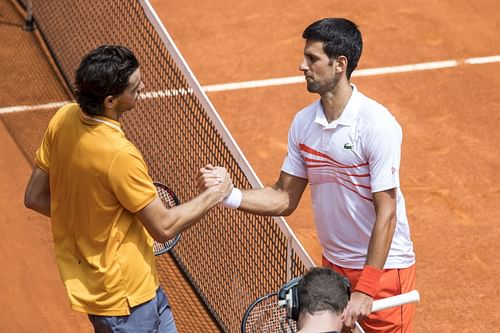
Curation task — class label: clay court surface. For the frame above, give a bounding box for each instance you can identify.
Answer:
[1,0,500,332]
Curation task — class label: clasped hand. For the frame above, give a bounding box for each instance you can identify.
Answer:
[196,164,233,199]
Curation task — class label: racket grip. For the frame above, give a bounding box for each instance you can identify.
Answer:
[355,322,366,333]
[372,290,420,312]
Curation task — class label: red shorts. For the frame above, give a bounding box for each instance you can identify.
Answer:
[322,256,416,333]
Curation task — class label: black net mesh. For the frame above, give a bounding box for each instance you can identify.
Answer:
[15,0,313,331]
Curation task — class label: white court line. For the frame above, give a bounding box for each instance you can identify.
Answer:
[353,60,458,77]
[0,101,69,114]
[203,76,305,92]
[1,55,499,114]
[464,55,500,64]
[203,59,461,92]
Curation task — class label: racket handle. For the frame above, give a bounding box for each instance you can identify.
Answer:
[355,322,366,333]
[354,290,419,333]
[372,290,420,312]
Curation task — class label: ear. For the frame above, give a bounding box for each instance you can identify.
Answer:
[103,95,116,111]
[334,55,348,74]
[340,308,348,321]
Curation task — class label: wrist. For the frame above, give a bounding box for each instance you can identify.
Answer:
[221,187,242,209]
[354,265,384,298]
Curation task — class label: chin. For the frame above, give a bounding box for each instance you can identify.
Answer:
[306,85,320,93]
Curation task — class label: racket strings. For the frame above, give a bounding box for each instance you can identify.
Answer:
[157,188,177,208]
[244,299,296,333]
[153,183,181,255]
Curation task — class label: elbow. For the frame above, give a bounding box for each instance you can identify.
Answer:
[139,200,183,244]
[154,230,178,244]
[281,206,295,216]
[24,192,36,210]
[280,201,298,216]
[154,213,182,243]
[279,190,300,216]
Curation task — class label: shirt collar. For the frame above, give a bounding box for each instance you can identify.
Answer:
[314,84,361,128]
[80,110,124,134]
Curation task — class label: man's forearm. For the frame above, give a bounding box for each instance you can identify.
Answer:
[365,215,396,268]
[354,213,396,299]
[238,186,292,216]
[365,189,397,268]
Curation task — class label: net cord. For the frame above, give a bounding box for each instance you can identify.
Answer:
[138,0,315,270]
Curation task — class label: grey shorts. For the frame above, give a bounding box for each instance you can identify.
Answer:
[88,287,177,333]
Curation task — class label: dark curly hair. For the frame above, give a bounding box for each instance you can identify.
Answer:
[303,18,363,79]
[74,45,139,116]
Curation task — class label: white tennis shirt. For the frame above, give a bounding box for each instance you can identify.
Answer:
[282,85,415,269]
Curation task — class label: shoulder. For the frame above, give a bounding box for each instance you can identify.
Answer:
[358,93,393,121]
[48,103,80,128]
[357,93,400,133]
[292,99,321,125]
[55,102,80,118]
[43,103,81,143]
[112,143,146,165]
[107,143,150,184]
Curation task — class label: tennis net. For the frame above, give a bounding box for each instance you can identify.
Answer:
[17,0,314,331]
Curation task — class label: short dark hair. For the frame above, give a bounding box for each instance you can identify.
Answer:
[303,18,363,79]
[298,267,350,315]
[74,45,139,116]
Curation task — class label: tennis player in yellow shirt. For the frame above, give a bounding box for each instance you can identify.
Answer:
[24,45,231,333]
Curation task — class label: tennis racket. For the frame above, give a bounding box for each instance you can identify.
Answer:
[354,289,421,333]
[241,292,296,333]
[152,182,181,255]
[241,289,420,333]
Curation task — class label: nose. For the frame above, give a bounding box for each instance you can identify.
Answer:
[138,80,145,92]
[298,58,308,72]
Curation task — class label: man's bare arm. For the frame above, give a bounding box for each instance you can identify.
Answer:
[239,171,308,216]
[344,188,397,328]
[137,168,232,243]
[366,188,397,268]
[198,167,308,216]
[24,167,51,217]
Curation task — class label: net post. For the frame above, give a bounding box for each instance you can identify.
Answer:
[23,0,36,31]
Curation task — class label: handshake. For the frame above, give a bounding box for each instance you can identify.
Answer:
[196,164,242,209]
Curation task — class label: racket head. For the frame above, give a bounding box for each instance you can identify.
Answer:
[153,182,181,255]
[241,292,296,333]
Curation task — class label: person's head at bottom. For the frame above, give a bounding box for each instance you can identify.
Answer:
[296,267,350,333]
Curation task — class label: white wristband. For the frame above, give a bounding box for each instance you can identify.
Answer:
[221,187,242,209]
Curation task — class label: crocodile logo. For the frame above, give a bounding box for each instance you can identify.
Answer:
[343,143,353,150]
